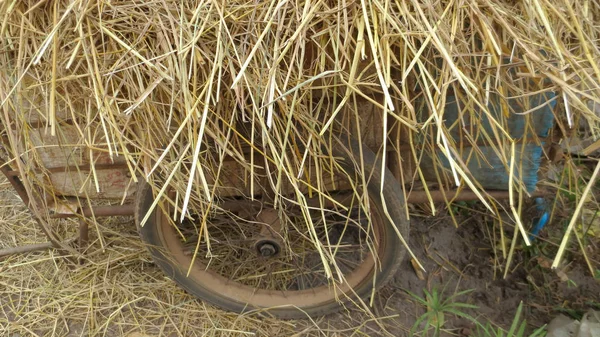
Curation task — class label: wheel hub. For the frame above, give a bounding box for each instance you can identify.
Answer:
[253,209,284,257]
[255,240,280,257]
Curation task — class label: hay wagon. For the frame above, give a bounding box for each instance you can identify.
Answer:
[0,88,556,318]
[3,0,587,320]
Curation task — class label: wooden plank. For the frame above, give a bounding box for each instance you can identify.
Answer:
[41,169,135,200]
[19,124,133,199]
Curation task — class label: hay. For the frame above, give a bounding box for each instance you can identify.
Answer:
[0,0,599,286]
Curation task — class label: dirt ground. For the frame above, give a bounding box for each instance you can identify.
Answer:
[1,177,599,336]
[390,211,600,333]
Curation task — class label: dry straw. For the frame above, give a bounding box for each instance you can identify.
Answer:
[0,0,599,284]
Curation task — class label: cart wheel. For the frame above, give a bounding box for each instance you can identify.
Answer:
[135,137,409,318]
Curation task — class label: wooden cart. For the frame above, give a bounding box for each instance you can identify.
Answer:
[0,92,555,318]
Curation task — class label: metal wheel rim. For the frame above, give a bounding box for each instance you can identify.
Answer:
[155,195,386,309]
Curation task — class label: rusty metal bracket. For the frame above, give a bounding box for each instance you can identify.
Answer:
[0,156,135,259]
[0,238,78,259]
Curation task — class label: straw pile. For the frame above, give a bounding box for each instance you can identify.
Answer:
[0,1,599,271]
